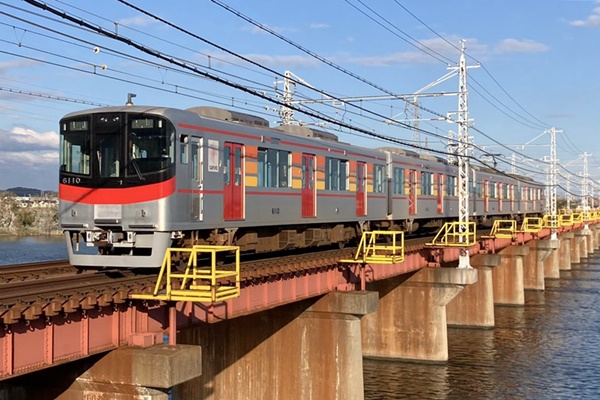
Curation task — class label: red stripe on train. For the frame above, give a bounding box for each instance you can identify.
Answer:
[59,178,176,204]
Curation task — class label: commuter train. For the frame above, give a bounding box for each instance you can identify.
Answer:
[58,104,544,268]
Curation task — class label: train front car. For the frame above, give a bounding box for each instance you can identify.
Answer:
[59,106,176,268]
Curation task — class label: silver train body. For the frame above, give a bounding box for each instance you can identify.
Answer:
[58,105,544,268]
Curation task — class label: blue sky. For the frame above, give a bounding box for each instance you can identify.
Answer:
[1,0,599,193]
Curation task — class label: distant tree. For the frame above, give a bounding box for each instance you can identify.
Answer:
[556,197,568,211]
[18,210,36,228]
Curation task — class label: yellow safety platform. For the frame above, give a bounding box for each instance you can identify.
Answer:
[130,245,240,303]
[542,215,560,229]
[572,212,583,224]
[340,230,404,264]
[519,217,542,233]
[559,214,574,227]
[481,220,517,239]
[583,211,597,223]
[426,222,477,247]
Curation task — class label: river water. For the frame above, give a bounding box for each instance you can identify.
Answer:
[2,237,600,398]
[0,235,67,266]
[364,257,600,399]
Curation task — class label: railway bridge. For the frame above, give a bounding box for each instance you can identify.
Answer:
[0,219,598,399]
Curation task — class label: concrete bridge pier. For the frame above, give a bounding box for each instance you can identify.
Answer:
[558,232,573,271]
[523,240,558,290]
[586,227,595,255]
[494,246,528,305]
[361,267,477,362]
[175,291,377,400]
[589,226,599,253]
[571,231,586,264]
[446,254,500,328]
[594,226,600,251]
[47,344,202,400]
[578,230,590,260]
[542,239,561,279]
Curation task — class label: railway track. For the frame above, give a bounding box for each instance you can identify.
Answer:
[0,232,485,324]
[0,259,78,283]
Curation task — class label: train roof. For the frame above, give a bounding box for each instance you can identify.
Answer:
[273,125,339,142]
[186,106,269,128]
[375,147,420,158]
[186,106,341,142]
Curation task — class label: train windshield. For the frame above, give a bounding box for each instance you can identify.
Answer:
[60,112,175,186]
[126,116,174,176]
[60,119,91,175]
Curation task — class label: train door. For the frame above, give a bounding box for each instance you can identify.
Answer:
[510,184,515,212]
[302,153,316,217]
[223,142,244,220]
[408,169,417,215]
[437,173,444,213]
[191,136,203,221]
[356,161,367,216]
[498,183,503,212]
[484,180,489,213]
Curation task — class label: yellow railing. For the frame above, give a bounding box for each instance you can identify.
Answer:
[130,245,240,303]
[519,217,542,233]
[559,214,574,227]
[483,220,516,239]
[542,215,560,229]
[573,213,583,224]
[340,230,404,264]
[427,222,477,247]
[583,211,597,222]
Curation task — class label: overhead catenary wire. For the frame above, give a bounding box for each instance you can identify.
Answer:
[18,0,543,185]
[11,1,589,192]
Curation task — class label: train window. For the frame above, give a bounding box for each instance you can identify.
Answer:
[325,157,348,191]
[476,181,482,198]
[421,172,433,195]
[234,147,242,186]
[223,146,231,185]
[258,148,290,188]
[374,164,385,193]
[180,142,188,164]
[60,119,91,175]
[393,167,404,194]
[127,116,173,175]
[326,157,338,190]
[447,175,457,196]
[279,152,291,188]
[192,142,199,181]
[96,135,121,177]
[308,156,314,190]
[490,182,496,199]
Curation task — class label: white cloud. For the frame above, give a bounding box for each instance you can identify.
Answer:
[224,53,320,68]
[569,2,600,27]
[0,59,38,74]
[0,127,59,152]
[0,151,58,167]
[117,15,156,28]
[309,23,330,30]
[346,37,487,67]
[495,39,549,54]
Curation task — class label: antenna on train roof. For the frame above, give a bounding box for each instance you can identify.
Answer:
[125,93,136,106]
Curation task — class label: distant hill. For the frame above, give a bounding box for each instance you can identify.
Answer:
[3,187,57,197]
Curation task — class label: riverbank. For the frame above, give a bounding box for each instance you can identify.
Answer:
[0,196,59,236]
